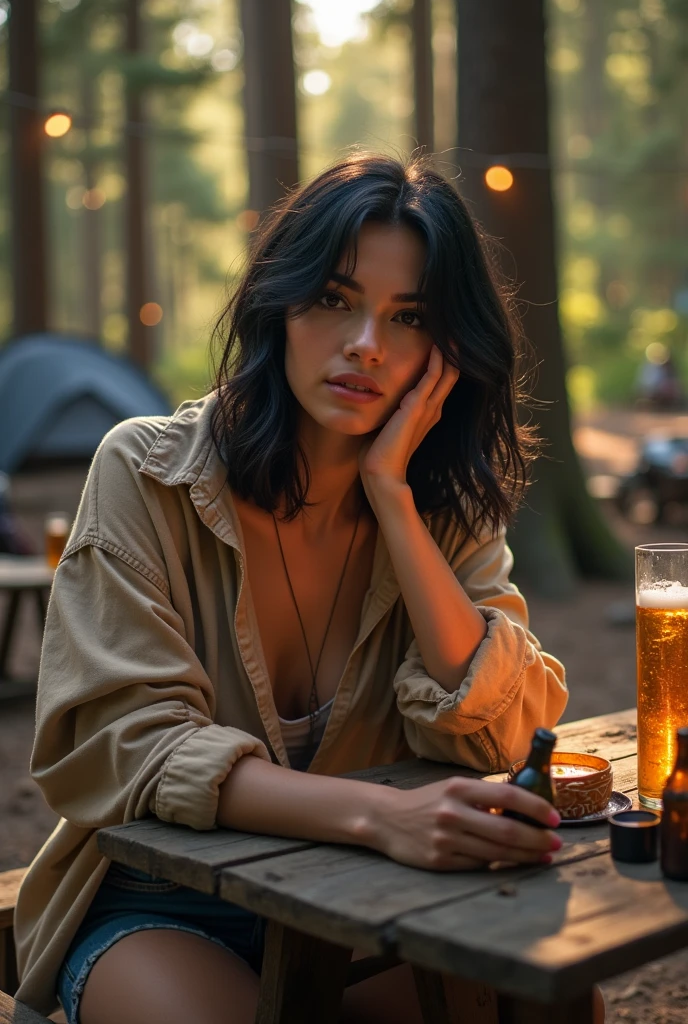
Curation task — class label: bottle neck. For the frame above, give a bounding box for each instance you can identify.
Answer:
[675,735,688,772]
[526,742,554,773]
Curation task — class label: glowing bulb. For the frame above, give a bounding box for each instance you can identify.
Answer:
[485,165,514,192]
[44,113,72,138]
[140,303,163,326]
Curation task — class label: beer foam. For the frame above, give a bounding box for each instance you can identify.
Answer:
[637,584,688,610]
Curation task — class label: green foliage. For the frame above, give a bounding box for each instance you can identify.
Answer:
[155,343,213,407]
[547,0,688,408]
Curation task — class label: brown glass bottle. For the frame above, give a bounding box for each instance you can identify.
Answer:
[660,726,688,881]
[503,728,557,829]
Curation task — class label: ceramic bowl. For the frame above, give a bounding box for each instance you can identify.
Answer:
[508,751,613,820]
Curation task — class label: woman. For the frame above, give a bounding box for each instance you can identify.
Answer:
[15,153,577,1024]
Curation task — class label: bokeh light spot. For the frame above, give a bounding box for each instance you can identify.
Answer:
[302,70,332,95]
[45,113,72,138]
[140,303,163,327]
[237,209,260,231]
[485,165,514,192]
[82,188,106,210]
[646,341,669,365]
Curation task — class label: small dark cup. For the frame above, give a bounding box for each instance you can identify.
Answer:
[609,810,660,863]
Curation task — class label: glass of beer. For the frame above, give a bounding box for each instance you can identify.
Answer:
[45,513,71,569]
[637,543,688,808]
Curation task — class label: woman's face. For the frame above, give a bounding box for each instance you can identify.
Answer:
[285,221,434,438]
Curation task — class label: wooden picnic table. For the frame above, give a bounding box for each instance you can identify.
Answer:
[0,556,53,697]
[97,707,686,1024]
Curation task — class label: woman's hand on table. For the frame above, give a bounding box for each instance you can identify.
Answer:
[367,776,562,871]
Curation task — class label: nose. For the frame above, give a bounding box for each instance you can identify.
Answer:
[342,313,382,362]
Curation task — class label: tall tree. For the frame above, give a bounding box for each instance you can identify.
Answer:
[81,70,102,340]
[456,0,631,597]
[412,0,434,153]
[8,0,48,335]
[240,0,299,215]
[124,0,149,369]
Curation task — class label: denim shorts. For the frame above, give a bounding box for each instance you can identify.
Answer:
[56,862,267,1024]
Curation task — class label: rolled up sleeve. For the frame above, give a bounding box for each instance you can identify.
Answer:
[393,526,567,773]
[31,546,270,833]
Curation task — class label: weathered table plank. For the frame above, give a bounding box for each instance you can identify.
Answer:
[215,740,638,954]
[97,819,312,893]
[554,708,636,761]
[216,801,630,956]
[396,851,688,1003]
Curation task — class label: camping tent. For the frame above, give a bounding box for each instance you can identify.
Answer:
[0,334,172,473]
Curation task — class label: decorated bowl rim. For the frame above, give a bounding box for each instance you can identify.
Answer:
[508,750,612,779]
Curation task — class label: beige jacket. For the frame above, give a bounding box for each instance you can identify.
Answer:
[14,394,567,1015]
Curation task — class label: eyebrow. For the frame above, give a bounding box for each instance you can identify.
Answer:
[329,271,425,303]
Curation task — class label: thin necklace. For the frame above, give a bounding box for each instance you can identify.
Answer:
[271,501,362,747]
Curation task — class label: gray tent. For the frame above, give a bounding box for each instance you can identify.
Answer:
[0,334,172,473]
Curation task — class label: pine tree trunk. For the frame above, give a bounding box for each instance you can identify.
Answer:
[412,0,434,153]
[456,0,631,597]
[239,0,299,215]
[82,73,101,341]
[125,0,150,369]
[9,0,48,335]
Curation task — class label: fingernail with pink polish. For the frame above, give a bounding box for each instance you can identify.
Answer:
[548,810,561,828]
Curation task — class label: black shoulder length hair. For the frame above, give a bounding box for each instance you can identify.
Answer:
[210,152,537,538]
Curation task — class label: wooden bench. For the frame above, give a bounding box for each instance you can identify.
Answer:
[0,557,53,698]
[0,869,60,1022]
[0,989,52,1023]
[0,867,26,996]
[0,868,52,1021]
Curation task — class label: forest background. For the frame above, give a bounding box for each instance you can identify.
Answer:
[2,0,687,415]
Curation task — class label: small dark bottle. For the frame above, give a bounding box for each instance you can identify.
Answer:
[503,728,557,829]
[660,726,688,881]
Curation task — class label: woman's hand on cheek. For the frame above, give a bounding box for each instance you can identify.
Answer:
[358,344,459,497]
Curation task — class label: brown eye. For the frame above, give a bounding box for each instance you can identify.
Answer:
[395,310,423,328]
[319,291,347,310]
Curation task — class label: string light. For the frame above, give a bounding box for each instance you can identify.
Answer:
[3,91,688,176]
[485,165,514,191]
[44,112,72,138]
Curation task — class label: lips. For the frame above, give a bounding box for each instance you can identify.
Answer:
[331,381,373,393]
[325,382,382,404]
[326,374,382,394]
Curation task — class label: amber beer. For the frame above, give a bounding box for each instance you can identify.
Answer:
[45,514,70,569]
[636,543,688,809]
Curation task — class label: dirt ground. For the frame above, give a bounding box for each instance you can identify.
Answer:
[2,407,688,1022]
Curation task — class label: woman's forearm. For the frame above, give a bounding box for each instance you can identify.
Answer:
[216,754,389,846]
[366,479,487,688]
[215,755,561,873]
